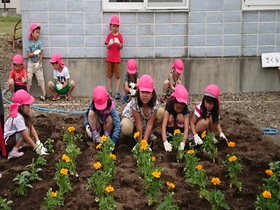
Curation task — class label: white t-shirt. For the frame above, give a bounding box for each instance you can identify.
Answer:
[53,66,70,85]
[4,113,27,139]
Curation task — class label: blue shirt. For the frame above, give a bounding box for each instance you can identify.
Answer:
[26,40,43,63]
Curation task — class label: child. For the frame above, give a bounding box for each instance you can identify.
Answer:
[48,53,75,101]
[122,59,139,104]
[4,90,48,159]
[84,86,121,145]
[26,23,47,101]
[162,84,190,152]
[190,84,228,146]
[161,59,184,102]
[105,15,123,100]
[121,74,164,144]
[8,54,28,94]
[0,82,5,156]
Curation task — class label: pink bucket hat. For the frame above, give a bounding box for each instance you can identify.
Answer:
[49,53,65,68]
[171,84,188,105]
[138,74,154,92]
[127,59,137,74]
[12,54,23,65]
[93,86,109,110]
[170,59,184,74]
[10,90,35,118]
[204,84,220,99]
[110,15,120,26]
[28,23,41,40]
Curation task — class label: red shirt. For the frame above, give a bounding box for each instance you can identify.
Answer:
[9,68,27,86]
[105,32,123,63]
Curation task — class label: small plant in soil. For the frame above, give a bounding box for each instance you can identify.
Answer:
[171,129,184,161]
[0,196,13,210]
[12,171,33,196]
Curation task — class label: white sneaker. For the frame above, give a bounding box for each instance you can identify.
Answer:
[8,150,24,160]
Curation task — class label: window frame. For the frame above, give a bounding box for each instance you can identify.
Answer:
[242,0,280,11]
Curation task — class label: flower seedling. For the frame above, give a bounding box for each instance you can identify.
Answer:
[184,149,200,185]
[0,197,13,210]
[156,182,179,210]
[201,132,218,163]
[44,138,55,153]
[42,188,64,210]
[13,171,33,196]
[171,129,185,161]
[99,186,116,210]
[26,158,42,182]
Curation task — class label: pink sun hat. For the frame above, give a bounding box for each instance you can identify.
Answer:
[28,23,41,40]
[138,74,154,92]
[171,84,188,105]
[49,53,65,68]
[204,84,220,99]
[127,59,137,74]
[12,54,23,65]
[93,86,109,110]
[10,90,35,118]
[170,59,184,74]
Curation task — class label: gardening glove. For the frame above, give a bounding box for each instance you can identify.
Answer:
[212,136,218,144]
[179,142,185,151]
[86,125,92,138]
[56,83,63,90]
[36,140,48,153]
[129,82,135,88]
[34,62,40,70]
[114,37,120,44]
[130,88,136,96]
[194,134,203,145]
[163,140,172,152]
[108,38,114,46]
[219,132,228,143]
[21,76,26,83]
[33,49,41,55]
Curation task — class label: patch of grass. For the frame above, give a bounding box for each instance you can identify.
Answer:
[0,16,21,36]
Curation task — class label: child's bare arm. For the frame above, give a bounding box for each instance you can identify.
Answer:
[132,109,142,141]
[144,112,156,141]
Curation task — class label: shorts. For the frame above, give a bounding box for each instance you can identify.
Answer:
[54,81,70,95]
[4,132,22,154]
[27,61,45,86]
[15,84,27,92]
[106,62,120,79]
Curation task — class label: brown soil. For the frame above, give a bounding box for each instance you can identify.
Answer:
[0,33,280,210]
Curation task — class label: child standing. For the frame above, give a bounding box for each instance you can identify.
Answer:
[190,84,228,146]
[162,84,190,152]
[121,74,164,144]
[105,15,123,100]
[4,90,48,159]
[26,23,47,100]
[48,53,75,101]
[8,54,28,94]
[84,86,121,145]
[161,59,184,102]
[122,59,139,104]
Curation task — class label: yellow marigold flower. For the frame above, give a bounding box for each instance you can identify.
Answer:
[101,135,107,142]
[93,162,102,170]
[166,181,175,189]
[262,190,272,199]
[152,169,161,179]
[60,168,68,175]
[140,139,148,150]
[228,141,235,148]
[211,177,221,185]
[229,155,237,162]
[196,164,203,170]
[187,149,195,155]
[201,130,207,139]
[62,154,70,163]
[173,129,181,135]
[109,153,116,160]
[51,191,57,197]
[96,143,102,150]
[152,156,156,162]
[105,185,115,193]
[265,169,273,176]
[67,126,75,133]
[134,132,140,139]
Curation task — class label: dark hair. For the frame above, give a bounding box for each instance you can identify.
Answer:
[18,105,32,129]
[136,89,157,108]
[33,26,41,32]
[201,95,219,123]
[92,98,112,112]
[166,97,188,112]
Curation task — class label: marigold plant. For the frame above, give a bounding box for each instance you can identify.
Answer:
[201,132,218,163]
[184,149,200,186]
[171,129,184,161]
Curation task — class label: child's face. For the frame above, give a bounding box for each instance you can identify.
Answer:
[204,100,214,111]
[140,91,153,104]
[174,102,185,113]
[111,24,119,34]
[51,62,60,70]
[174,71,180,77]
[22,104,31,115]
[32,29,40,40]
[13,63,22,72]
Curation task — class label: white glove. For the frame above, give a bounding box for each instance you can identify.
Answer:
[108,39,114,46]
[129,82,135,88]
[114,37,120,44]
[179,142,185,151]
[130,88,136,96]
[36,140,48,153]
[35,141,49,155]
[56,83,63,90]
[33,49,41,55]
[34,62,40,69]
[194,134,203,145]
[163,140,172,152]
[86,125,92,138]
[212,136,218,144]
[219,132,228,142]
[21,77,26,83]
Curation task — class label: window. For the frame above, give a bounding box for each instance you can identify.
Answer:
[2,0,10,3]
[103,0,189,11]
[242,0,280,10]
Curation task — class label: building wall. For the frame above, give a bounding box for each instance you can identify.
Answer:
[0,0,21,15]
[21,0,280,96]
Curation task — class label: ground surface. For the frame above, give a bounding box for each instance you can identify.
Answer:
[1,33,280,210]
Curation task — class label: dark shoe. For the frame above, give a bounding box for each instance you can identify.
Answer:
[122,94,129,104]
[115,91,121,100]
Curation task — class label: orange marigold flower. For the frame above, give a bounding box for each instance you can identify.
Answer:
[196,164,203,170]
[201,130,207,139]
[166,181,175,189]
[134,132,140,139]
[67,126,75,133]
[187,149,195,155]
[109,153,116,160]
[96,143,102,150]
[105,185,115,193]
[228,141,235,148]
[101,135,107,142]
[140,139,148,150]
[152,169,161,179]
[262,190,272,199]
[62,154,70,163]
[211,177,221,185]
[173,129,181,135]
[229,155,237,162]
[60,168,68,175]
[51,191,57,197]
[265,169,273,176]
[93,162,102,170]
[152,156,156,162]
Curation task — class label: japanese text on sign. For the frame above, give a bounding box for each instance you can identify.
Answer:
[261,53,280,68]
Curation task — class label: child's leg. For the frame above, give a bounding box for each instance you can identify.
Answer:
[106,62,113,93]
[88,110,102,142]
[195,117,211,135]
[48,81,58,95]
[162,80,169,95]
[67,80,75,95]
[114,63,121,92]
[8,78,15,94]
[104,115,114,136]
[26,62,34,92]
[121,117,134,136]
[34,65,46,95]
[154,107,164,127]
[209,115,218,133]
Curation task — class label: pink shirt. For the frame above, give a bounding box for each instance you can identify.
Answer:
[105,33,123,63]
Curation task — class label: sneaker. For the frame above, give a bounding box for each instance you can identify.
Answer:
[66,94,72,101]
[122,94,129,104]
[108,90,112,97]
[8,150,24,160]
[40,94,47,101]
[115,91,121,100]
[52,94,61,101]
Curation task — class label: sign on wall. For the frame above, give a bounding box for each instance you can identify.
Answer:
[261,53,280,68]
